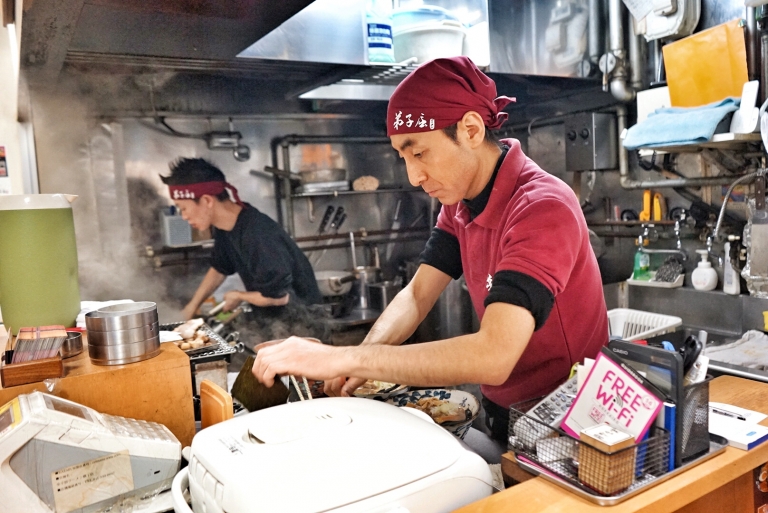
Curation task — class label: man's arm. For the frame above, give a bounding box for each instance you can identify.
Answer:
[182,267,226,320]
[223,290,289,310]
[364,264,452,346]
[254,296,536,390]
[323,264,451,396]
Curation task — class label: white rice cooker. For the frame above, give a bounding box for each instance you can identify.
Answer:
[172,397,493,512]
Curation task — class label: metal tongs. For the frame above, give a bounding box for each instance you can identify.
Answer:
[207,301,249,334]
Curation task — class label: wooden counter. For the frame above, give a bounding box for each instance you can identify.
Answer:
[0,341,195,446]
[457,376,768,513]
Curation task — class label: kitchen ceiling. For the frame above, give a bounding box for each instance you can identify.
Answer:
[21,0,323,85]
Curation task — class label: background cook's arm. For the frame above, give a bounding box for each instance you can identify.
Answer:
[182,267,226,320]
[225,289,289,309]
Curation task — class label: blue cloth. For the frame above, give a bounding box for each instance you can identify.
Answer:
[623,97,740,150]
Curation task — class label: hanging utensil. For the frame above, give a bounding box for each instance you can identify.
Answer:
[309,205,336,265]
[384,199,402,261]
[318,205,335,234]
[313,207,346,266]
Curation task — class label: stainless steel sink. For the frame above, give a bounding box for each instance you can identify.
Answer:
[676,325,768,383]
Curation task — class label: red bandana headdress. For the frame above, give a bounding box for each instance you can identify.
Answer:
[167,181,244,207]
[386,56,515,136]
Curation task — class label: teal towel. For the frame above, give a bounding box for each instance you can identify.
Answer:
[623,97,740,150]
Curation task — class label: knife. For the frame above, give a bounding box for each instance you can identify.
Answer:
[314,208,346,266]
[318,205,335,235]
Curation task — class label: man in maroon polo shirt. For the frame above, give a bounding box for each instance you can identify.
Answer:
[252,56,608,443]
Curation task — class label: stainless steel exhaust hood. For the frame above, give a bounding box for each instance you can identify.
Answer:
[17,0,618,118]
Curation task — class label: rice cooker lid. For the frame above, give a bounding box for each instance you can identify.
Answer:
[191,398,466,512]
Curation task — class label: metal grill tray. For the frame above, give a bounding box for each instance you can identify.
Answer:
[159,322,236,361]
[514,434,728,506]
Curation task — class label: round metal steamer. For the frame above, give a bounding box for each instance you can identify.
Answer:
[87,322,159,346]
[84,302,161,365]
[88,336,161,365]
[85,302,158,331]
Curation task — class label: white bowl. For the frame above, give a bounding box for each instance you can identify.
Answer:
[385,388,479,440]
[393,21,466,63]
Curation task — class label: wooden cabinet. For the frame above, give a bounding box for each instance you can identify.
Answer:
[0,341,195,446]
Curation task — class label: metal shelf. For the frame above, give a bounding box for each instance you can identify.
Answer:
[639,132,762,153]
[291,187,420,198]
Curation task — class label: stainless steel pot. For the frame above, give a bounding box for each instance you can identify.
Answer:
[367,281,402,311]
[353,266,382,309]
[315,270,355,297]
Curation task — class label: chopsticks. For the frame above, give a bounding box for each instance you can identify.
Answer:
[289,375,313,401]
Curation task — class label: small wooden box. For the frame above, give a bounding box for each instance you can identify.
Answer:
[578,425,636,495]
[0,356,64,387]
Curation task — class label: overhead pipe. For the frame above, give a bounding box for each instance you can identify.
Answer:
[628,15,645,90]
[606,0,636,102]
[747,7,758,82]
[587,0,603,69]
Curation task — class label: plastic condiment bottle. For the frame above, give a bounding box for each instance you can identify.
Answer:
[722,241,741,295]
[692,249,718,291]
[632,248,650,280]
[364,0,395,63]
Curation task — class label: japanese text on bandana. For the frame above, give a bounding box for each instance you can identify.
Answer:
[172,189,195,200]
[392,111,435,131]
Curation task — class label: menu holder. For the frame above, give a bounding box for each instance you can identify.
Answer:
[0,354,64,388]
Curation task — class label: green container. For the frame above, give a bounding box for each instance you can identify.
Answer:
[0,194,81,329]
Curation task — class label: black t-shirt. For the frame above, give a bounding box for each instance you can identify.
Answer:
[211,204,322,305]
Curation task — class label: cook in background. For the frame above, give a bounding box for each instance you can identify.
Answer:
[251,57,608,443]
[161,158,327,342]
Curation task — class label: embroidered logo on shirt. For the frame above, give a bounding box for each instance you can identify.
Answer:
[486,274,493,291]
[392,111,435,131]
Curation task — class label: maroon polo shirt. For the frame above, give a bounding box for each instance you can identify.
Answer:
[435,138,609,408]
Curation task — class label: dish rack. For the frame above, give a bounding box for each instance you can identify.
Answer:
[159,322,236,363]
[608,308,682,341]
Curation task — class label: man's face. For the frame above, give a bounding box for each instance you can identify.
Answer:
[174,197,212,231]
[390,129,477,205]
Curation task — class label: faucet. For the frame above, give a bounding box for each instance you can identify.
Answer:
[705,235,724,267]
[638,222,688,261]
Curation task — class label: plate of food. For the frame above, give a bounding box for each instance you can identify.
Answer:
[385,388,480,440]
[353,380,408,400]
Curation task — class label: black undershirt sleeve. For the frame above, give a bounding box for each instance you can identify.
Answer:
[484,270,555,331]
[418,227,463,279]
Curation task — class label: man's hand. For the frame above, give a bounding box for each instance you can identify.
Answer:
[251,336,343,387]
[223,290,243,311]
[324,376,367,397]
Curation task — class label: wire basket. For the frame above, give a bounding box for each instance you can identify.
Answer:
[507,407,670,497]
[608,308,682,341]
[678,376,712,462]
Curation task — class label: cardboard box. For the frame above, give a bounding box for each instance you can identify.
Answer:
[578,425,636,495]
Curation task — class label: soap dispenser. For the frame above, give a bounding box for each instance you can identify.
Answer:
[692,249,718,291]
